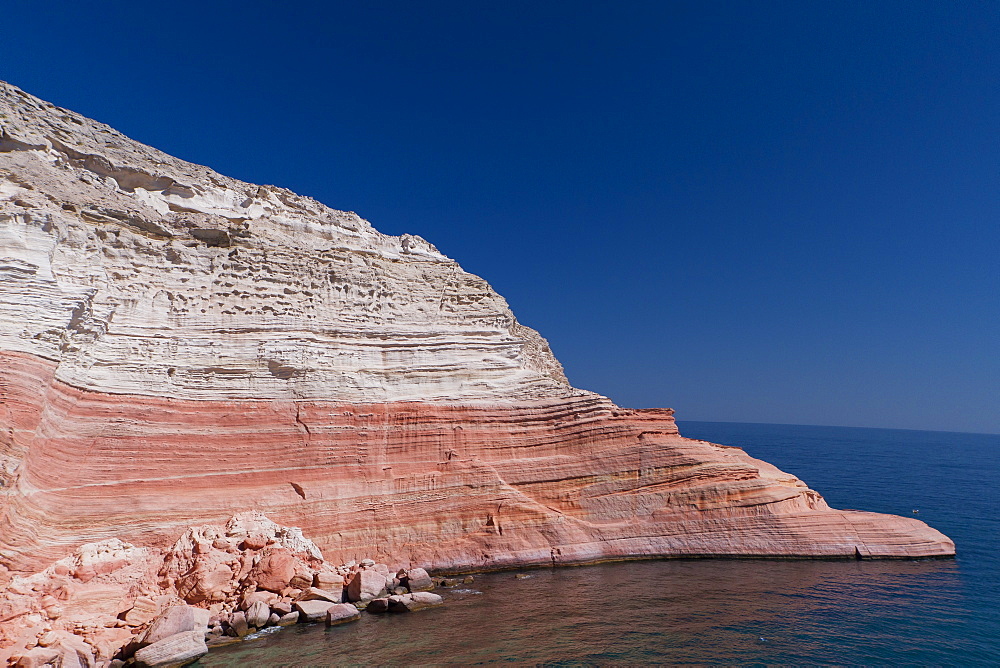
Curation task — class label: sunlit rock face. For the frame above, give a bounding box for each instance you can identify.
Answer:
[0,79,954,581]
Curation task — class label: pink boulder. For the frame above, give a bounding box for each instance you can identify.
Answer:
[142,605,210,646]
[403,567,434,592]
[325,603,362,626]
[250,550,297,593]
[346,569,387,602]
[294,599,335,622]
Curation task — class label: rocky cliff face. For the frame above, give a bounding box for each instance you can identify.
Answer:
[0,80,953,607]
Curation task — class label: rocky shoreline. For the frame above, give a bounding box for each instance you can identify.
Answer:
[0,513,453,668]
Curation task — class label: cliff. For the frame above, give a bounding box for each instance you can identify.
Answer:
[0,80,952,654]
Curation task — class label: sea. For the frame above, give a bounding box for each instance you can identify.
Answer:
[200,422,1000,665]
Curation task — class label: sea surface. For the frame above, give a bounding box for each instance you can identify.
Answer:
[201,422,1000,665]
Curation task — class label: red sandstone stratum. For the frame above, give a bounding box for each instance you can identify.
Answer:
[0,81,953,663]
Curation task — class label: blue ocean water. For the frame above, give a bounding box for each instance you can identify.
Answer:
[201,422,1000,665]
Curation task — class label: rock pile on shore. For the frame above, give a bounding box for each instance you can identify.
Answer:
[1,513,444,667]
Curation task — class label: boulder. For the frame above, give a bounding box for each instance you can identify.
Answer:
[402,568,434,592]
[325,603,362,626]
[367,597,390,613]
[388,591,443,613]
[289,567,314,590]
[174,561,234,604]
[411,591,444,606]
[245,600,270,628]
[16,634,96,668]
[36,631,59,647]
[276,611,299,626]
[88,629,135,665]
[271,601,292,615]
[123,597,159,625]
[142,605,210,646]
[227,611,250,637]
[239,590,277,610]
[313,569,345,591]
[294,599,335,622]
[298,586,341,603]
[346,569,387,602]
[241,534,269,550]
[133,631,208,668]
[270,600,293,615]
[249,550,296,593]
[387,594,412,613]
[14,648,61,668]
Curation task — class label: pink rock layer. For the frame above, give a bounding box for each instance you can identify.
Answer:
[0,349,954,582]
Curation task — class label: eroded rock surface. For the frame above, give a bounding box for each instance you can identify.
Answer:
[0,79,954,661]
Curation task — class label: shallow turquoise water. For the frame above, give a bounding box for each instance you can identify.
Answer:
[200,423,1000,665]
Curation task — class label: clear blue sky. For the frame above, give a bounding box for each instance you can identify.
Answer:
[2,2,997,433]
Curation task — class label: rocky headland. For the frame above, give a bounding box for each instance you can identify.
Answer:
[0,81,953,665]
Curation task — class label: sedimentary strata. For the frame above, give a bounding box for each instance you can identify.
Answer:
[0,80,954,662]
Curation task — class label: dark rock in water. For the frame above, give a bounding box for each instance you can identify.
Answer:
[438,577,461,588]
[366,598,390,614]
[515,573,531,579]
[387,595,411,613]
[463,575,475,584]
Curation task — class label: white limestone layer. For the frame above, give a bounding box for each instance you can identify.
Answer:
[0,81,577,402]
